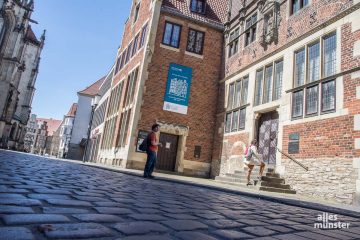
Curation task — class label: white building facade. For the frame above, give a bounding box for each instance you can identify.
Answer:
[58,103,77,159]
[67,78,104,160]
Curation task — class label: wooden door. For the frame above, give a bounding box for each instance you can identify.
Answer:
[258,112,279,164]
[156,133,179,172]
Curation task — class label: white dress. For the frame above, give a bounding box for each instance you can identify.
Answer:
[244,145,264,166]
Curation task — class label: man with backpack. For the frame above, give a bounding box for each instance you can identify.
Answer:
[141,124,162,179]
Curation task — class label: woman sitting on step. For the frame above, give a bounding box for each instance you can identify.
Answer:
[244,139,265,186]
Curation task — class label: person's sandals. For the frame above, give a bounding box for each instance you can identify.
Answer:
[246,181,253,186]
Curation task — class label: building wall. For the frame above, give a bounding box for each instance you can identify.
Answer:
[85,67,114,163]
[126,10,223,177]
[97,0,154,164]
[217,0,360,204]
[67,95,92,160]
[58,116,74,158]
[24,113,37,152]
[70,95,92,144]
[0,0,44,149]
[15,41,41,124]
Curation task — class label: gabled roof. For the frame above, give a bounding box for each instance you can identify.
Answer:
[66,103,77,117]
[162,0,229,28]
[25,26,41,45]
[78,77,105,97]
[36,118,62,136]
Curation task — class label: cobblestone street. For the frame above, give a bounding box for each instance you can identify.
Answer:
[0,150,359,240]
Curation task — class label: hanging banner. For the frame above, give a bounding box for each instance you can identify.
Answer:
[163,63,193,115]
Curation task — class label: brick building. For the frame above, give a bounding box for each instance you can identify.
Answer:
[215,0,360,205]
[94,0,227,177]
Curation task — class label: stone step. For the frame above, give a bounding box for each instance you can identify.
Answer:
[261,176,285,184]
[259,186,296,194]
[215,176,244,183]
[260,181,291,189]
[215,180,260,190]
[266,173,280,178]
[234,170,247,175]
[225,173,246,177]
[225,173,265,182]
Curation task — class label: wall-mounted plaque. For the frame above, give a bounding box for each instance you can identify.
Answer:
[194,146,201,158]
[288,133,300,154]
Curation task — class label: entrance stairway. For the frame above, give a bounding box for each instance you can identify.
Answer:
[215,168,296,194]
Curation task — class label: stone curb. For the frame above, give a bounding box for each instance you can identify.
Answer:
[81,162,360,219]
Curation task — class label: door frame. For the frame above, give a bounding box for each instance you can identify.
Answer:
[253,108,280,167]
[156,132,179,172]
[156,122,189,173]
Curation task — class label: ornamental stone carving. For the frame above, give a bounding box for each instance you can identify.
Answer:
[260,0,281,49]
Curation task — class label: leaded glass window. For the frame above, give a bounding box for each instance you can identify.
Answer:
[225,112,231,133]
[322,80,335,112]
[187,29,205,55]
[125,42,132,63]
[139,23,148,49]
[291,0,309,15]
[191,0,206,14]
[308,42,320,82]
[323,33,337,77]
[227,83,235,110]
[241,77,249,105]
[306,86,318,115]
[228,28,239,58]
[254,70,263,106]
[132,34,139,57]
[234,81,242,108]
[231,110,239,131]
[274,61,283,100]
[263,65,273,104]
[225,77,249,133]
[292,91,303,118]
[239,108,246,130]
[162,22,182,48]
[294,48,305,87]
[245,14,257,47]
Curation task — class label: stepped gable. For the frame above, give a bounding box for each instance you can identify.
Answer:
[36,118,62,136]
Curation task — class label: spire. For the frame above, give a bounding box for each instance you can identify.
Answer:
[27,0,34,10]
[41,29,46,42]
[40,29,46,48]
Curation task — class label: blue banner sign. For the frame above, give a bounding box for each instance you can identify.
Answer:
[163,63,193,115]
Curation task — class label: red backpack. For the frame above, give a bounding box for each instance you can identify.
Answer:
[244,145,252,160]
[244,146,249,156]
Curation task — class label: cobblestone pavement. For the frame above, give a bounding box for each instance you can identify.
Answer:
[1,150,360,240]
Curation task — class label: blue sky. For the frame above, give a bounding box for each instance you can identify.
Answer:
[31,0,132,120]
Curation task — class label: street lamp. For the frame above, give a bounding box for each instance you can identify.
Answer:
[83,95,100,163]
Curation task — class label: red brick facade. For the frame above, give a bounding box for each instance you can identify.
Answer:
[216,0,360,204]
[97,0,226,177]
[93,0,360,204]
[137,12,223,165]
